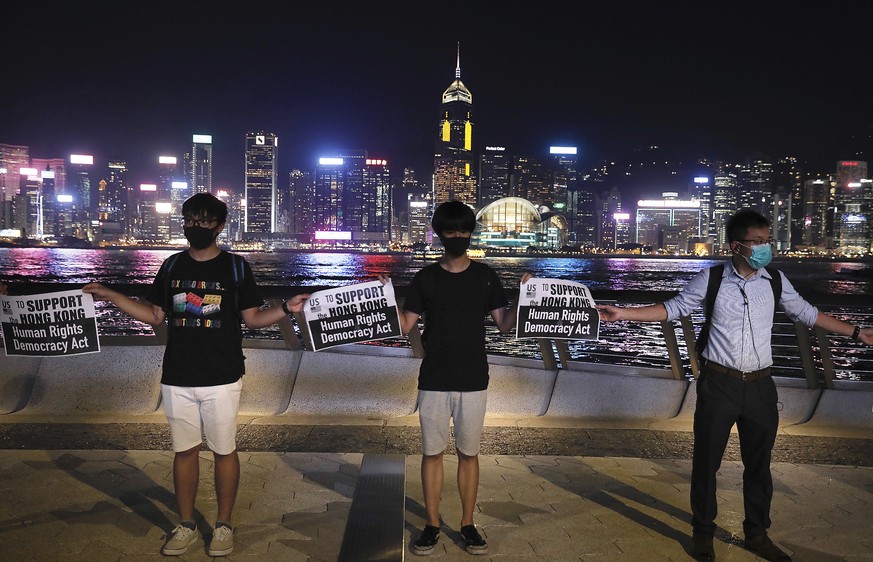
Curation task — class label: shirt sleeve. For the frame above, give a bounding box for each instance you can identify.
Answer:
[403,269,425,315]
[237,258,265,311]
[485,265,509,312]
[144,258,170,309]
[663,267,710,321]
[777,271,819,327]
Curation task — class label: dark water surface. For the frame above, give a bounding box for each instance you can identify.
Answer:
[3,248,872,381]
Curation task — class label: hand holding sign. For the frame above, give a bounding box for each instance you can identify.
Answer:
[516,278,600,340]
[303,280,402,351]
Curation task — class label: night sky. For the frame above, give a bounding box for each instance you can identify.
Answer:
[4,2,873,198]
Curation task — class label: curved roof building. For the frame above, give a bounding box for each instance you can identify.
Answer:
[475,197,568,249]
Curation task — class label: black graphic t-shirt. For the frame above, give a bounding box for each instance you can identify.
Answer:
[403,260,508,391]
[146,251,264,387]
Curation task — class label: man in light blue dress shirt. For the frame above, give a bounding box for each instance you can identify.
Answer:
[598,209,873,561]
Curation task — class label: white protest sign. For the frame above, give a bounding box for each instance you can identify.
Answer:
[1,290,101,356]
[516,278,600,340]
[303,280,401,351]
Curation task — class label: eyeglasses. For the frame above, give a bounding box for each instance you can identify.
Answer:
[182,217,217,228]
[738,238,774,246]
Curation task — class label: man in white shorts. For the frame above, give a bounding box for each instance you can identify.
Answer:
[85,193,309,556]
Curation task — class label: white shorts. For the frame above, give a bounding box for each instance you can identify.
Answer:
[161,380,242,455]
[418,389,487,456]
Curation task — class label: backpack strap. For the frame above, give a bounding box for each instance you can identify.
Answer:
[229,252,246,314]
[695,263,724,356]
[764,266,782,314]
[162,251,185,309]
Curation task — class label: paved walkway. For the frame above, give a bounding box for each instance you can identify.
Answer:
[0,423,871,561]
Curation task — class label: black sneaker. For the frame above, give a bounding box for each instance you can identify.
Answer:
[691,532,715,561]
[744,534,791,562]
[413,524,440,556]
[460,524,488,555]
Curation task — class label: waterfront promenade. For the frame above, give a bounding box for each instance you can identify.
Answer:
[1,343,872,561]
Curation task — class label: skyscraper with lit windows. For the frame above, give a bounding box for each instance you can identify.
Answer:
[433,46,476,205]
[189,134,213,195]
[478,146,511,207]
[244,132,278,235]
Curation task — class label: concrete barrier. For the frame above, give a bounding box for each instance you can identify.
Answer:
[2,343,871,436]
[238,348,303,416]
[538,366,688,426]
[784,381,873,438]
[278,349,421,421]
[0,356,41,414]
[10,346,163,417]
[485,356,557,419]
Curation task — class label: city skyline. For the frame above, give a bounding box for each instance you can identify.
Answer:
[4,3,873,198]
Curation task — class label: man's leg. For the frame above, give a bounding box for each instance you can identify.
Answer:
[737,376,779,539]
[421,453,445,527]
[457,451,479,527]
[200,380,243,525]
[214,450,240,523]
[173,446,201,521]
[691,371,741,536]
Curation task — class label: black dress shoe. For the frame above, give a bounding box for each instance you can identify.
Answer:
[744,534,791,562]
[691,533,715,560]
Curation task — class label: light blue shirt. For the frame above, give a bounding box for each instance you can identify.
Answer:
[663,261,819,372]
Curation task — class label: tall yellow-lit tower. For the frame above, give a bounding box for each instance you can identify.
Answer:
[433,44,476,205]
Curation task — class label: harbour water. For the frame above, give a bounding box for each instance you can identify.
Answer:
[2,247,872,380]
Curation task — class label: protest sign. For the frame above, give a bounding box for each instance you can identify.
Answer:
[303,280,401,351]
[1,290,101,356]
[516,278,600,340]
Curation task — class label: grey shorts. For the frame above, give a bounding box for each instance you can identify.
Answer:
[417,389,487,456]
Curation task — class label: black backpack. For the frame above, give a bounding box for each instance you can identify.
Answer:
[695,263,782,358]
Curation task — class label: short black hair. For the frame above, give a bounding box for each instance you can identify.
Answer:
[431,200,476,234]
[182,193,228,225]
[725,208,769,242]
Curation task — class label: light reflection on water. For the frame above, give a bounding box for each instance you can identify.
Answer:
[2,248,872,380]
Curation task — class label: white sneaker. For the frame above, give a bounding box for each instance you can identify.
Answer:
[161,524,198,556]
[208,524,234,556]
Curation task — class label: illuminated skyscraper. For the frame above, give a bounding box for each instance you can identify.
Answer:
[433,45,476,205]
[833,160,869,253]
[511,155,547,204]
[68,154,94,240]
[478,146,511,207]
[801,177,830,248]
[312,151,390,245]
[547,146,578,212]
[100,161,129,241]
[635,194,701,252]
[712,168,738,249]
[288,169,314,237]
[244,132,278,235]
[190,134,213,194]
[0,143,29,205]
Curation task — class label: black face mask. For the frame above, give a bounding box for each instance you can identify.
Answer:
[184,226,218,250]
[438,235,471,257]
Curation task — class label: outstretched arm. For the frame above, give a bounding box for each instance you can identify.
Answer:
[82,283,165,326]
[596,303,668,323]
[241,293,310,329]
[490,271,534,334]
[814,312,873,345]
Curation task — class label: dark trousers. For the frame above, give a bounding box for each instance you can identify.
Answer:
[691,367,779,538]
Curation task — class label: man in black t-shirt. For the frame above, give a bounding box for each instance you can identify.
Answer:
[84,193,308,557]
[387,201,531,556]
